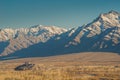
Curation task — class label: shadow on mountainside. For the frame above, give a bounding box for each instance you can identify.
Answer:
[0,27,85,60]
[0,41,9,55]
[1,27,120,60]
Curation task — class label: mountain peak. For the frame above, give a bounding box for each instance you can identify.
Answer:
[89,10,120,30]
[108,10,119,15]
[30,25,43,28]
[101,10,119,18]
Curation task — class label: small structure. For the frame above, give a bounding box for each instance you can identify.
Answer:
[15,62,35,71]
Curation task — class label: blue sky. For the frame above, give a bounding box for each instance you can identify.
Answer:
[0,0,120,28]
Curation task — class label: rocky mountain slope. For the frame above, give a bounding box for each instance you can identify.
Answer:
[0,10,120,59]
[0,25,67,56]
[63,10,120,52]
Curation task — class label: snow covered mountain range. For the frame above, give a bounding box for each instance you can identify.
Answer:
[0,10,120,59]
[0,25,67,56]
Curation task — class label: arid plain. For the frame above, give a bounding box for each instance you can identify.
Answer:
[0,52,120,80]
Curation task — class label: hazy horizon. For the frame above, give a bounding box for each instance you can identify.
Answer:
[0,0,120,29]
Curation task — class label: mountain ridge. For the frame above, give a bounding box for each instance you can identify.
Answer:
[0,10,120,59]
[0,25,67,56]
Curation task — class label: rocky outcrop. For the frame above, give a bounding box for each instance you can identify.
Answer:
[15,62,35,71]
